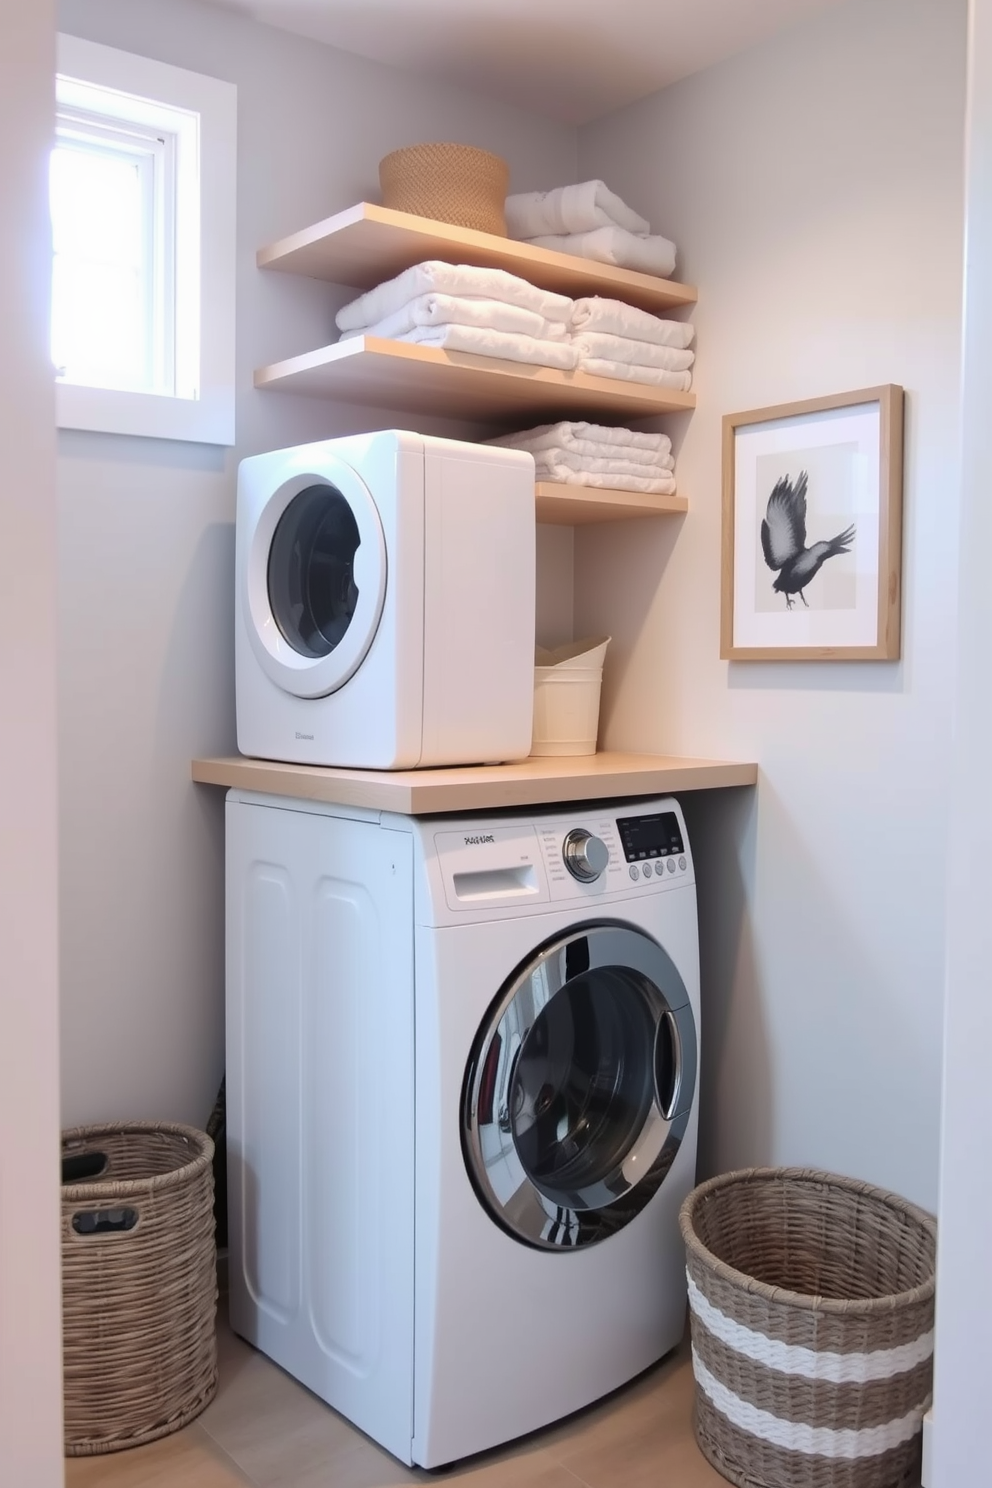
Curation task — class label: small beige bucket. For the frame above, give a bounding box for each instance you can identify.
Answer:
[531,637,610,757]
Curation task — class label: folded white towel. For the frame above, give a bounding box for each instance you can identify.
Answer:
[505,180,650,240]
[492,423,673,469]
[531,454,678,496]
[570,297,694,349]
[526,227,677,279]
[579,357,692,391]
[391,323,578,370]
[492,420,673,455]
[338,292,567,343]
[572,332,694,373]
[530,448,676,481]
[335,261,572,332]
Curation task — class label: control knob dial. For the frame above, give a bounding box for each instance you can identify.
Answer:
[562,828,610,883]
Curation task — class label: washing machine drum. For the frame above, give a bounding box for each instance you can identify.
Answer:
[243,458,387,700]
[463,923,697,1250]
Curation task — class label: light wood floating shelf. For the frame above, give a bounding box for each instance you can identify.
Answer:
[192,752,757,816]
[535,482,688,524]
[257,201,698,314]
[255,337,695,422]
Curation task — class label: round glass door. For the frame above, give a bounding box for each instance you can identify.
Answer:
[243,459,387,700]
[463,923,697,1250]
[267,486,361,659]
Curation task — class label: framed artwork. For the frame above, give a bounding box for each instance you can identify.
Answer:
[720,385,904,660]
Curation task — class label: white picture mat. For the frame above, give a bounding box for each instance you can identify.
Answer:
[733,403,881,650]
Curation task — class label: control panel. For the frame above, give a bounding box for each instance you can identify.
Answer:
[432,803,691,913]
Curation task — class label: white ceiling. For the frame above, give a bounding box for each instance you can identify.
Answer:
[209,0,853,124]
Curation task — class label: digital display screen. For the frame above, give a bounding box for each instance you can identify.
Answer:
[615,812,684,863]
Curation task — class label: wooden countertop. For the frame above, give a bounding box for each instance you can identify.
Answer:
[191,751,758,816]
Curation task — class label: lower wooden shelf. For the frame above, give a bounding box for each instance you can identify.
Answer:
[254,336,696,423]
[535,483,688,524]
[191,751,757,816]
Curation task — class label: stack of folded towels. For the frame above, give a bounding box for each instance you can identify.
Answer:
[335,260,576,370]
[504,180,677,280]
[569,295,694,391]
[490,420,676,496]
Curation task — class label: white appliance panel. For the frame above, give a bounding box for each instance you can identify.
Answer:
[226,799,417,1462]
[412,899,699,1466]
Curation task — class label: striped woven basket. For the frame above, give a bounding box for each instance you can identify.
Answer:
[679,1168,936,1488]
[61,1122,218,1456]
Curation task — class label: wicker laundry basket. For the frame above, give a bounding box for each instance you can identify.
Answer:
[61,1121,218,1456]
[679,1168,936,1488]
[379,142,509,235]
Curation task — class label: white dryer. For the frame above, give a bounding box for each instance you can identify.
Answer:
[235,430,535,769]
[225,792,699,1468]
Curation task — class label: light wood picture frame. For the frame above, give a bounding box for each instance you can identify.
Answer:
[721,385,904,661]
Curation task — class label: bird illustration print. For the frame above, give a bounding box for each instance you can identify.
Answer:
[760,471,855,608]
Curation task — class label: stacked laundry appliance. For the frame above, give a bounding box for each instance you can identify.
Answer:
[235,429,536,769]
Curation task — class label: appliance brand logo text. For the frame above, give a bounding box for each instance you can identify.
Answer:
[464,834,495,845]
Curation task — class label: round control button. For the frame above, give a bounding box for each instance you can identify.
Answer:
[654,861,665,877]
[641,864,652,879]
[562,829,610,883]
[667,859,676,874]
[629,865,638,882]
[679,856,687,871]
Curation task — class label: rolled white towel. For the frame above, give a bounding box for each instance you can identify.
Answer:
[335,260,572,332]
[505,180,650,239]
[339,292,567,343]
[491,420,673,455]
[579,357,692,391]
[531,453,678,496]
[571,296,694,349]
[572,332,694,373]
[492,423,673,469]
[391,323,578,370]
[526,227,677,279]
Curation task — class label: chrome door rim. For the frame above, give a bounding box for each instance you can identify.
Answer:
[462,922,697,1251]
[243,455,387,700]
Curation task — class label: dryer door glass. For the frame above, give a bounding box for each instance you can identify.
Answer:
[267,485,360,659]
[463,923,697,1251]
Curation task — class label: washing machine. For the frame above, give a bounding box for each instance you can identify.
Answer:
[225,791,699,1468]
[235,430,535,769]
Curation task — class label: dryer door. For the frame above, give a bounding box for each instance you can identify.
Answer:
[463,922,697,1250]
[243,456,387,699]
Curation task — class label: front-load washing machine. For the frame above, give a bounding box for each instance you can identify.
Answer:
[226,790,700,1468]
[235,430,535,769]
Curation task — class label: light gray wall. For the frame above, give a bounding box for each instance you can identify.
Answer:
[575,0,965,1211]
[0,0,65,1478]
[56,0,577,1128]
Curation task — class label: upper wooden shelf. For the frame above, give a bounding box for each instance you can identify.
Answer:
[191,751,757,816]
[255,337,695,422]
[257,202,698,315]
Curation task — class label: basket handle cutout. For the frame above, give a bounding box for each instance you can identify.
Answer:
[72,1207,138,1236]
[62,1150,108,1184]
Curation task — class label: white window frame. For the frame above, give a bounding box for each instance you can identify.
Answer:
[55,35,237,445]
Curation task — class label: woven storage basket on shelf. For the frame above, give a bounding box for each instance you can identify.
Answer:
[679,1168,936,1488]
[61,1121,218,1456]
[379,142,509,235]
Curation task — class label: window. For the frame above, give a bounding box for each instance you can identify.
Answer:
[54,35,236,444]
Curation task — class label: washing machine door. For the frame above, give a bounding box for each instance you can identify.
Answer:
[243,455,387,699]
[463,922,697,1250]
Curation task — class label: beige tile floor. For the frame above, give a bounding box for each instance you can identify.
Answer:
[65,1307,727,1488]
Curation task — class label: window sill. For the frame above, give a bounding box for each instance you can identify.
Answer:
[56,382,235,445]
